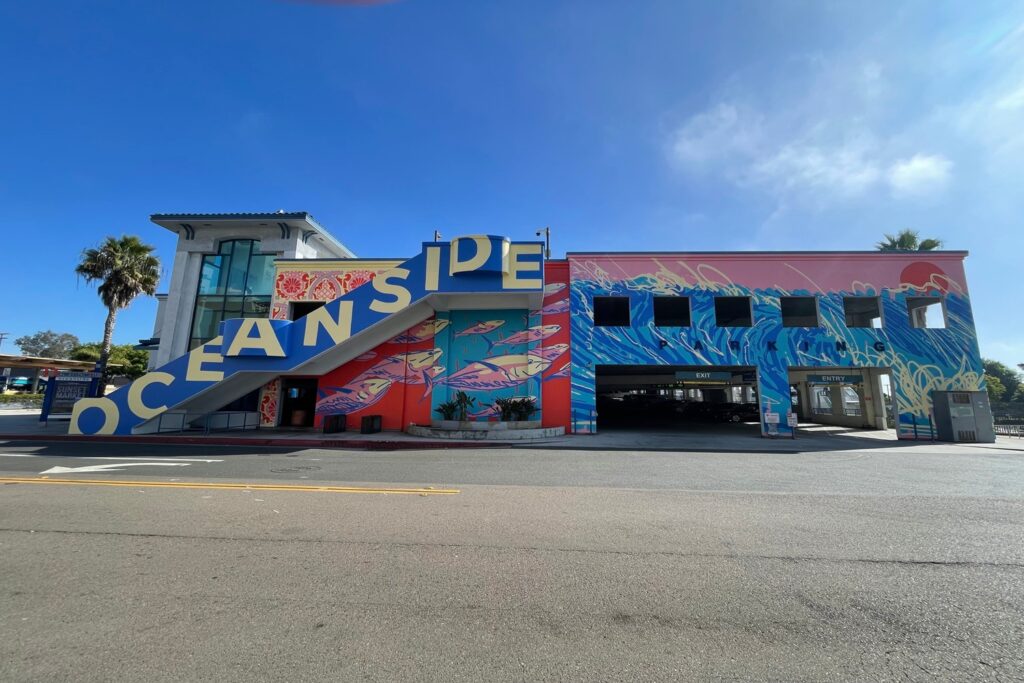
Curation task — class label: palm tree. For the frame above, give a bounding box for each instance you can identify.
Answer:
[875,229,943,251]
[76,236,160,389]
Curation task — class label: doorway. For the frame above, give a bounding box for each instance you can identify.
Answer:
[280,377,318,428]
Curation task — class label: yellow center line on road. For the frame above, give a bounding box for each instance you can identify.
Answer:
[0,477,459,495]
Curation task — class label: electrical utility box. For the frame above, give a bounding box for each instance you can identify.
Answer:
[932,391,995,443]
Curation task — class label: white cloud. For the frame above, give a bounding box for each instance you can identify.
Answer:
[886,154,953,198]
[748,137,881,198]
[669,103,760,167]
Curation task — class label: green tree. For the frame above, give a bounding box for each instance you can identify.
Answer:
[69,343,150,381]
[75,235,160,388]
[984,374,1006,402]
[982,359,1021,402]
[875,229,943,251]
[14,330,80,358]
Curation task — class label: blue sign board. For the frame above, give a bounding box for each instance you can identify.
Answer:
[806,374,863,385]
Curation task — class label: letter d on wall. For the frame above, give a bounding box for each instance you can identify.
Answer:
[449,236,492,275]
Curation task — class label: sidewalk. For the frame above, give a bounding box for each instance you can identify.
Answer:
[2,408,1022,454]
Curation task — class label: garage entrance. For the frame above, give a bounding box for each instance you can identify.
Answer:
[595,365,760,434]
[788,367,896,435]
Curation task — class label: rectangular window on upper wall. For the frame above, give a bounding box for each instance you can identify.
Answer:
[907,297,947,328]
[290,301,325,321]
[594,296,630,326]
[780,296,820,327]
[653,296,691,326]
[843,296,883,328]
[714,296,752,327]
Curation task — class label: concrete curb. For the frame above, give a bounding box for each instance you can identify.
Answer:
[0,433,497,451]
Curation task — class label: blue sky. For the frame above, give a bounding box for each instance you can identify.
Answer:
[2,1,1021,365]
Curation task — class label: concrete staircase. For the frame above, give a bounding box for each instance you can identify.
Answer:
[69,235,544,435]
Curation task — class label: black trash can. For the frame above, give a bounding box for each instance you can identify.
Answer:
[360,415,382,434]
[323,414,347,434]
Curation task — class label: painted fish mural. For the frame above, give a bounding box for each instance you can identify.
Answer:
[455,320,505,337]
[529,343,570,364]
[316,378,393,414]
[439,353,552,391]
[489,324,562,349]
[545,362,571,380]
[544,282,567,297]
[351,348,443,385]
[540,298,569,315]
[391,319,450,344]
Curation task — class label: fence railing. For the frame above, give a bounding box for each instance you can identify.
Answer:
[994,424,1024,438]
[153,411,261,434]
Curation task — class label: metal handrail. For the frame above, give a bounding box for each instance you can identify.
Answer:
[154,410,261,434]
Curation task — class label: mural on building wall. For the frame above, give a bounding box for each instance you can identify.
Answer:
[314,317,445,431]
[539,263,572,429]
[270,267,384,321]
[569,255,983,439]
[261,264,390,425]
[69,236,546,435]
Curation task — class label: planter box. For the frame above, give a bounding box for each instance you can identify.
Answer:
[431,419,542,431]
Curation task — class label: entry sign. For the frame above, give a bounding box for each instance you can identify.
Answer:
[807,374,863,385]
[675,370,733,382]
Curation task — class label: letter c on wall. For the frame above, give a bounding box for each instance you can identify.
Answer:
[127,371,175,420]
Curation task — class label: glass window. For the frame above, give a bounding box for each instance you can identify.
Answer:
[594,296,630,326]
[189,239,274,349]
[653,297,691,327]
[246,254,276,296]
[843,296,883,328]
[198,255,227,295]
[780,296,819,327]
[715,296,752,327]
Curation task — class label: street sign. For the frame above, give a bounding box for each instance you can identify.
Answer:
[787,413,799,427]
[765,411,780,424]
[39,371,101,422]
[675,370,733,382]
[806,374,863,385]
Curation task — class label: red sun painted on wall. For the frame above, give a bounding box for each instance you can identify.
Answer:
[899,261,949,293]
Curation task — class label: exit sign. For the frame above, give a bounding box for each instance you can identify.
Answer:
[675,370,733,382]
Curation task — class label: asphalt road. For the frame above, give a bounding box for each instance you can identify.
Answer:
[1,440,1022,681]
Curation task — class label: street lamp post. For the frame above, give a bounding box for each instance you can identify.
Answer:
[535,226,551,259]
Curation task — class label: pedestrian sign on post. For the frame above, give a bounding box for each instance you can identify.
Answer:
[765,410,779,436]
[40,371,101,424]
[787,412,799,439]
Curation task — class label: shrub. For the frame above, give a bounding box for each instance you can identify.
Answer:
[435,400,458,420]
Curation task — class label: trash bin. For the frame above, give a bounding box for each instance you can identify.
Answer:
[360,415,382,434]
[323,413,346,434]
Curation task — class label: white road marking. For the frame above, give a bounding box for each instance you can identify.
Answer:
[40,463,192,474]
[0,454,221,462]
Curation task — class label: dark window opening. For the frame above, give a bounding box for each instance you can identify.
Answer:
[780,296,819,327]
[290,301,326,321]
[594,296,630,326]
[714,296,752,327]
[906,297,946,329]
[843,296,883,328]
[653,296,691,327]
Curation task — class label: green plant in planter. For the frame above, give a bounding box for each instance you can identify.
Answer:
[453,391,477,421]
[511,397,537,421]
[492,397,517,421]
[435,400,458,421]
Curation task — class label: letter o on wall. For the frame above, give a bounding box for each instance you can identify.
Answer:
[69,397,120,435]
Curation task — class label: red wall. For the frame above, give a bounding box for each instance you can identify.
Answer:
[540,261,571,429]
[314,319,440,432]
